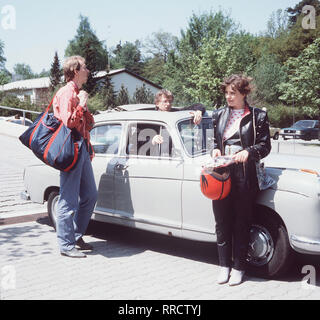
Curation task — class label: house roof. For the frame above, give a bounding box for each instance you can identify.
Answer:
[1,68,162,92]
[95,68,162,89]
[0,77,51,91]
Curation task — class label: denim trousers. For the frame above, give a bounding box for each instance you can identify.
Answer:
[212,163,257,271]
[56,144,98,252]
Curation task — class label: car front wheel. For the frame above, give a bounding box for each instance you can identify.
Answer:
[273,132,279,140]
[47,190,59,231]
[246,207,293,278]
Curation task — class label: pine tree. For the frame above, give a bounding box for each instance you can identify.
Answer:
[101,75,117,109]
[49,51,62,89]
[131,84,154,104]
[116,84,130,106]
[65,15,109,93]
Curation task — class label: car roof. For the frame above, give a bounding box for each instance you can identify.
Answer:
[94,106,212,125]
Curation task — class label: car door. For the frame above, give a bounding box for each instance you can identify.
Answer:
[113,121,183,231]
[90,122,123,214]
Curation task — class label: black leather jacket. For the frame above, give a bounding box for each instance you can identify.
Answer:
[211,105,271,189]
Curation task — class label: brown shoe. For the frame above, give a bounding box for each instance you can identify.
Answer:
[76,237,93,251]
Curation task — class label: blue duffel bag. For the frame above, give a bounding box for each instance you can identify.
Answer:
[19,98,83,172]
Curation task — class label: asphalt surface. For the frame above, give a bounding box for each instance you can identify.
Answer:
[1,131,320,301]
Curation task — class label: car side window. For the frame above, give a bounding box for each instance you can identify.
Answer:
[90,124,122,155]
[126,122,174,158]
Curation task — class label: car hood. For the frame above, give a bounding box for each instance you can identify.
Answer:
[193,152,320,173]
[264,153,320,173]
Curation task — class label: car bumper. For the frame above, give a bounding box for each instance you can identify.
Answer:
[20,190,30,201]
[291,235,320,254]
[280,133,305,139]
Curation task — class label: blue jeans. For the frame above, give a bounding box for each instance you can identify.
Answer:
[56,144,98,252]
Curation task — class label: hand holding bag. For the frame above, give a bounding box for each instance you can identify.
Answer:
[19,97,83,172]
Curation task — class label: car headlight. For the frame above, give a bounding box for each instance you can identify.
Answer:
[280,129,284,134]
[295,130,301,134]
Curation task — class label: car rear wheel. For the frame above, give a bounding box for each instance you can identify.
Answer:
[246,207,293,278]
[47,190,59,231]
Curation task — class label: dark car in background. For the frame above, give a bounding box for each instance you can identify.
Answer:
[279,120,320,141]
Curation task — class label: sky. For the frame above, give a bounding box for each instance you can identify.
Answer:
[0,0,300,74]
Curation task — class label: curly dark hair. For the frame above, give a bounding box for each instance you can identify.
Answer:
[220,74,253,96]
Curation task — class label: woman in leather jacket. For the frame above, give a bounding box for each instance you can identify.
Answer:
[211,74,271,286]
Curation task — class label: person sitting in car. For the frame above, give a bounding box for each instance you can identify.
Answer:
[152,89,206,145]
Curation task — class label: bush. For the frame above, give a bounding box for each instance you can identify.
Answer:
[265,104,314,128]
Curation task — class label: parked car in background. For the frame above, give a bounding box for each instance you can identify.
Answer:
[270,127,280,140]
[280,120,320,141]
[0,115,33,126]
[21,105,320,279]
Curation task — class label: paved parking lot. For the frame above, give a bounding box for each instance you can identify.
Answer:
[1,130,320,301]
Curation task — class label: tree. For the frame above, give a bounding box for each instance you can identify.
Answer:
[49,51,63,89]
[144,31,178,63]
[110,41,144,75]
[265,9,289,39]
[13,63,34,80]
[171,32,257,108]
[278,38,320,118]
[131,84,154,104]
[252,53,287,104]
[65,15,109,93]
[0,69,11,85]
[162,10,241,105]
[100,76,117,109]
[286,0,320,26]
[116,84,130,106]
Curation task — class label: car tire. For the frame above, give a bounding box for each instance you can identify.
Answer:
[47,190,59,231]
[246,206,293,279]
[273,132,279,140]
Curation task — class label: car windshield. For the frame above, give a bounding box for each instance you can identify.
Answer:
[178,118,214,157]
[292,120,315,128]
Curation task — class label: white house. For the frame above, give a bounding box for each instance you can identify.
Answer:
[0,69,162,104]
[95,68,162,97]
[0,77,51,104]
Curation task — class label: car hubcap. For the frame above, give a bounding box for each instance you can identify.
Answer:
[247,225,274,266]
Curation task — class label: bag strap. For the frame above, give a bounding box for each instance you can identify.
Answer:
[44,96,56,115]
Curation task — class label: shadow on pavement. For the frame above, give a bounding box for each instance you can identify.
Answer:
[4,216,319,287]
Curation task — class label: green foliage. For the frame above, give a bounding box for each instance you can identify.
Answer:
[86,93,106,115]
[110,41,144,75]
[0,69,11,85]
[278,38,320,117]
[286,0,320,26]
[252,54,287,104]
[49,51,63,89]
[116,84,130,106]
[13,63,34,80]
[65,15,109,93]
[181,32,257,108]
[131,84,154,104]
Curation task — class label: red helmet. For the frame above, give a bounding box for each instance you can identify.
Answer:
[200,167,231,200]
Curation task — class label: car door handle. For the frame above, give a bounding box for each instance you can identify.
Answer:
[115,163,128,171]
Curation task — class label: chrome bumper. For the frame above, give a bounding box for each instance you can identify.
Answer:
[291,235,320,254]
[20,191,30,201]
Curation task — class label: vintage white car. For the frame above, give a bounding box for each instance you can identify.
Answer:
[21,105,320,278]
